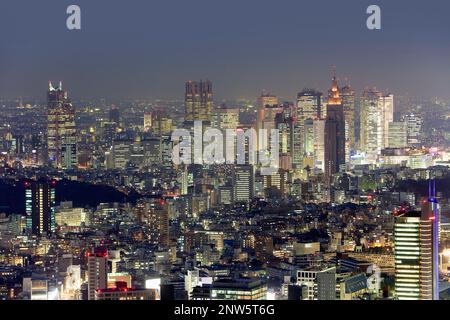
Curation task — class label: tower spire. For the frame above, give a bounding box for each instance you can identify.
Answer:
[328,67,342,105]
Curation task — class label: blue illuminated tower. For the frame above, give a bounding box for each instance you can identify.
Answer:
[425,177,440,300]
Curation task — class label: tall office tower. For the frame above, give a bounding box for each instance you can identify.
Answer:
[293,90,322,166]
[423,179,440,299]
[25,179,56,236]
[143,113,152,132]
[211,108,240,130]
[380,94,394,147]
[296,89,322,124]
[47,81,77,169]
[185,80,213,122]
[303,119,315,155]
[150,200,170,248]
[233,165,254,203]
[109,107,121,126]
[325,75,345,180]
[112,138,132,169]
[388,122,408,148]
[359,90,394,163]
[402,113,423,146]
[394,204,439,300]
[257,93,279,126]
[313,119,326,173]
[87,248,108,300]
[340,85,355,161]
[180,166,189,195]
[151,111,174,136]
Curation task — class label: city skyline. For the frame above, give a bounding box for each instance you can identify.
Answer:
[1,0,450,304]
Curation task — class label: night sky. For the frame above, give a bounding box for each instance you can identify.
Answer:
[1,0,450,101]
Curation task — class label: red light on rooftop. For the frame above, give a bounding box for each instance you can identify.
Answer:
[429,216,436,221]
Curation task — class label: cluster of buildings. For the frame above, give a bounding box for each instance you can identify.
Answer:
[0,73,450,300]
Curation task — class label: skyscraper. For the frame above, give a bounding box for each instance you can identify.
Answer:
[25,179,56,236]
[340,85,355,161]
[293,90,322,166]
[359,90,394,163]
[324,75,345,180]
[388,122,408,148]
[402,113,423,146]
[394,201,439,300]
[233,165,254,203]
[150,200,170,248]
[87,248,108,300]
[47,81,77,169]
[185,80,213,122]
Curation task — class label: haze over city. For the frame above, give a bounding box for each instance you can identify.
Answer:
[1,0,450,100]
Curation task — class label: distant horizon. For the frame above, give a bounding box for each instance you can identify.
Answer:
[2,1,450,101]
[0,77,446,104]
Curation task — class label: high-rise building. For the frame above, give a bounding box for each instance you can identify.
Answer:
[233,165,254,203]
[359,90,394,163]
[112,139,132,169]
[212,108,240,130]
[151,200,170,248]
[293,90,322,166]
[143,113,152,132]
[185,80,213,122]
[394,204,439,300]
[87,248,108,301]
[296,89,322,124]
[25,179,56,236]
[402,113,423,146]
[313,119,326,173]
[340,85,355,161]
[47,81,77,169]
[388,122,408,148]
[324,75,345,180]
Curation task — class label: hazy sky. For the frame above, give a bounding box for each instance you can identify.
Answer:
[1,0,450,101]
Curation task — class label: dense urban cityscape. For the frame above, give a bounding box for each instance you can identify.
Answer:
[0,71,449,301]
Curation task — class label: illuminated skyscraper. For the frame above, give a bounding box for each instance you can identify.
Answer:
[212,108,240,130]
[340,85,355,161]
[313,119,326,173]
[359,90,394,163]
[25,179,56,236]
[47,81,77,169]
[293,90,322,167]
[185,80,213,122]
[402,113,423,146]
[233,165,254,203]
[394,192,439,300]
[324,75,345,180]
[87,248,108,300]
[388,122,408,148]
[296,89,322,124]
[143,113,152,132]
[150,200,170,248]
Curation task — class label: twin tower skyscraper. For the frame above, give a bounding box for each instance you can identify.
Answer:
[47,81,77,169]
